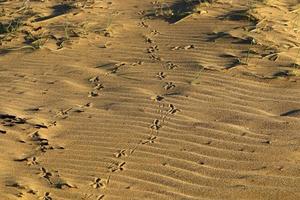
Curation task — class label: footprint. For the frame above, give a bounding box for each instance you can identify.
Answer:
[97,195,105,200]
[40,167,52,183]
[89,76,100,83]
[183,45,195,50]
[171,45,195,50]
[88,91,99,97]
[42,192,52,200]
[153,95,164,102]
[156,72,166,80]
[6,181,39,197]
[89,76,104,95]
[168,104,179,114]
[142,136,157,144]
[145,37,153,44]
[151,30,160,35]
[138,21,149,28]
[138,10,145,15]
[90,177,105,189]
[132,61,144,66]
[109,162,126,172]
[149,54,162,61]
[171,46,181,51]
[150,119,161,130]
[93,83,104,90]
[114,149,127,158]
[14,156,38,165]
[29,131,52,152]
[29,131,42,141]
[27,157,38,165]
[56,108,73,119]
[165,61,177,69]
[163,82,176,90]
[147,45,159,53]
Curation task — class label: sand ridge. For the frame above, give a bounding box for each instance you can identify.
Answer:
[0,0,300,199]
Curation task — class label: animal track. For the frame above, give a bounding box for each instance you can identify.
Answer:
[39,167,75,189]
[108,161,126,172]
[149,54,162,61]
[89,76,100,83]
[168,104,179,114]
[154,95,164,102]
[142,135,157,144]
[145,36,153,44]
[40,167,52,184]
[88,91,99,97]
[138,10,146,15]
[164,82,176,90]
[151,29,160,35]
[93,83,104,90]
[114,149,128,158]
[14,155,38,165]
[6,181,39,198]
[171,45,195,50]
[97,195,105,200]
[147,45,159,53]
[138,21,149,28]
[165,61,177,69]
[55,107,73,119]
[150,119,161,130]
[42,192,52,200]
[90,177,105,189]
[27,157,38,165]
[131,61,144,66]
[157,72,166,80]
[104,62,126,74]
[88,75,104,97]
[29,131,53,152]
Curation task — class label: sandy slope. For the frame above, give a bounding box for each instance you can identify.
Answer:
[0,0,300,199]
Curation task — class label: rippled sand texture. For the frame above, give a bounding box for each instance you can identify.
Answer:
[0,0,300,199]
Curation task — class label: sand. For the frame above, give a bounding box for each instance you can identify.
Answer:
[0,0,300,199]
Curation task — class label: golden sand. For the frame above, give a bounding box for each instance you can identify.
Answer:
[0,0,300,199]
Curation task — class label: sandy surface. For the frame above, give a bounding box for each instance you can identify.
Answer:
[0,0,300,199]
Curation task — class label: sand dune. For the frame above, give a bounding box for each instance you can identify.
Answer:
[1,0,300,199]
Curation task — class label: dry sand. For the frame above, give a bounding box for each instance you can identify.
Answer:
[0,0,300,199]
